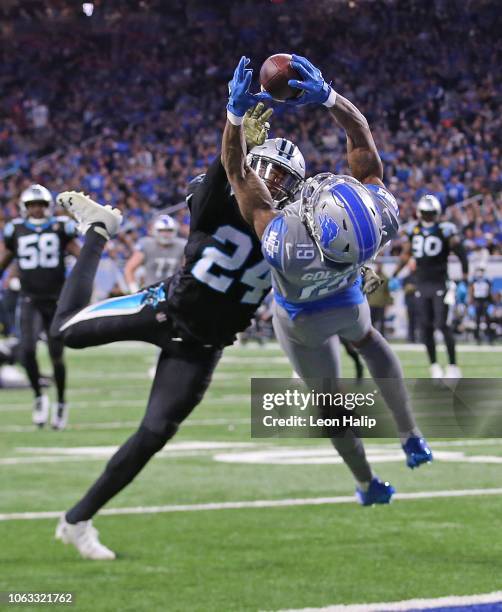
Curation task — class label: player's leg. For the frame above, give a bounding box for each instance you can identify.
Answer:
[417,292,441,377]
[272,304,382,499]
[474,301,483,343]
[340,337,364,381]
[50,203,172,350]
[17,297,50,425]
[56,343,221,558]
[433,292,459,376]
[43,302,68,429]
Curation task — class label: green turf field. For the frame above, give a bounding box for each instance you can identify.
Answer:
[1,343,502,611]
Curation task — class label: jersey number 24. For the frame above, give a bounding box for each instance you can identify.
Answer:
[192,225,270,304]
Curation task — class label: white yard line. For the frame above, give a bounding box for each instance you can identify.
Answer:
[1,487,502,522]
[276,590,502,611]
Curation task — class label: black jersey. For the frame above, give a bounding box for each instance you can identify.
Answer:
[408,221,457,285]
[3,216,77,299]
[167,158,271,346]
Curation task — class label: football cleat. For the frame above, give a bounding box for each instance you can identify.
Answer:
[430,363,443,379]
[32,394,50,427]
[51,402,69,431]
[355,477,395,506]
[444,364,462,380]
[402,436,433,469]
[57,191,122,238]
[55,516,116,560]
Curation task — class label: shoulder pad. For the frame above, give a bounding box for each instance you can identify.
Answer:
[366,184,399,216]
[262,215,288,269]
[439,221,457,237]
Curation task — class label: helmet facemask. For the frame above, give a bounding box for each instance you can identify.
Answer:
[249,156,303,209]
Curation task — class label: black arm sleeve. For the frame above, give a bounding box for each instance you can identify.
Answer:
[188,155,231,229]
[451,240,469,276]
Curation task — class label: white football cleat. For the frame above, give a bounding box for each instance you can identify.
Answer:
[444,364,462,379]
[430,363,443,379]
[32,394,50,427]
[55,516,116,560]
[57,191,122,238]
[51,402,69,430]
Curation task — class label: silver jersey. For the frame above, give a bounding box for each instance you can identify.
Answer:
[137,236,186,285]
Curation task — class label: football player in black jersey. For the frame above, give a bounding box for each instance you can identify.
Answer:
[51,106,306,560]
[0,184,80,428]
[394,194,468,379]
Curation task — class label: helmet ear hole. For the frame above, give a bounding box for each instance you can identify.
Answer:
[343,243,350,252]
[342,219,348,231]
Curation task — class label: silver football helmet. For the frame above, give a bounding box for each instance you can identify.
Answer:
[417,194,441,226]
[19,184,54,218]
[152,214,178,245]
[299,173,383,265]
[247,138,305,208]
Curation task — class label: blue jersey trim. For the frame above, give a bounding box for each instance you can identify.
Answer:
[274,276,364,319]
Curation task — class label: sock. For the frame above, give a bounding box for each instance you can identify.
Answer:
[330,430,373,484]
[442,327,456,365]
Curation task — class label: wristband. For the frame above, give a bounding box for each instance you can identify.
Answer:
[322,88,337,108]
[226,109,244,126]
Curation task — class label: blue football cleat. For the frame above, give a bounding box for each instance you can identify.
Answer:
[402,436,433,469]
[355,477,395,506]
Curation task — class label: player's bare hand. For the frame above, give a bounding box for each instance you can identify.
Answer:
[243,103,273,148]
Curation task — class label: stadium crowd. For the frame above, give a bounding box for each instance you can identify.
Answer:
[0,0,501,263]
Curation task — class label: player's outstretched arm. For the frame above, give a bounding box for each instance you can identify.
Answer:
[222,57,276,238]
[287,54,383,186]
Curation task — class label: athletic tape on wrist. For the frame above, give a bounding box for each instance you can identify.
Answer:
[227,109,244,125]
[322,89,337,108]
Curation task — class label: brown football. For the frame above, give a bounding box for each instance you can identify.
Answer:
[259,53,301,101]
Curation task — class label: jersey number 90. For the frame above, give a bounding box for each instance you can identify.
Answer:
[18,233,60,270]
[411,234,443,258]
[192,225,270,304]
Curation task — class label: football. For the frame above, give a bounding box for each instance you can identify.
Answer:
[259,53,302,101]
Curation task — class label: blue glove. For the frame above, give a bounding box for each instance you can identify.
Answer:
[388,277,401,292]
[227,56,272,118]
[286,54,332,106]
[456,281,468,304]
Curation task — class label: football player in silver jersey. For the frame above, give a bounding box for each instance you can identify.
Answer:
[222,55,433,505]
[124,214,186,294]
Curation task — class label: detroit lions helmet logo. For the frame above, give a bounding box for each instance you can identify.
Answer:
[319,214,339,249]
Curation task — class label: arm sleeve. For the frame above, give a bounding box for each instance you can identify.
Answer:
[189,156,230,229]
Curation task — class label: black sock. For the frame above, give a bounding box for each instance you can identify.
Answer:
[442,327,456,365]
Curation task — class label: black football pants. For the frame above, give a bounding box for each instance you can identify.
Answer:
[17,295,66,401]
[51,228,222,523]
[416,282,456,365]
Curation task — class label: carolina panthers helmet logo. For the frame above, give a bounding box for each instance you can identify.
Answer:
[319,214,339,249]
